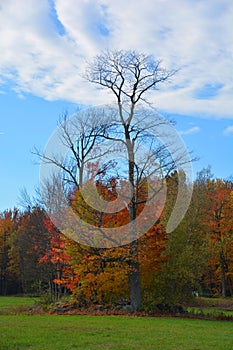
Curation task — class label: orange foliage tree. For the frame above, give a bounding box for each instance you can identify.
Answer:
[45,177,167,307]
[0,209,19,295]
[202,179,233,296]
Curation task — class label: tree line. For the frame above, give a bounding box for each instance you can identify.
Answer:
[0,169,233,308]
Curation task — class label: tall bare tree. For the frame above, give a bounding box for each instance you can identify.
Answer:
[85,50,177,310]
[35,50,188,311]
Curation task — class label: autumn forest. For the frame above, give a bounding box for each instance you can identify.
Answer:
[1,168,233,310]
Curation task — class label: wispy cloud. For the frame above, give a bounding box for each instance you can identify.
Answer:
[224,126,233,135]
[0,0,232,118]
[179,126,200,136]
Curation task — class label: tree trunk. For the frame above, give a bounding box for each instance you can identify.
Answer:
[128,199,141,311]
[220,249,227,297]
[127,140,142,311]
[128,239,141,311]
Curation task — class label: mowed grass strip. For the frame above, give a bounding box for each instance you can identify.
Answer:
[0,315,233,350]
[187,307,233,317]
[0,296,38,314]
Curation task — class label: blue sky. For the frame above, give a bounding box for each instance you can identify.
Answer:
[0,0,233,211]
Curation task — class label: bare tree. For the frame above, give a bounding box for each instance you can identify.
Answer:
[33,108,111,194]
[85,50,177,310]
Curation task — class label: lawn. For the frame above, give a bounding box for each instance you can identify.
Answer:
[0,297,233,349]
[0,296,38,315]
[0,314,233,350]
[187,296,233,317]
[187,306,233,317]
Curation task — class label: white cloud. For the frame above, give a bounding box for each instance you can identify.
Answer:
[179,126,200,136]
[224,126,233,135]
[0,0,232,118]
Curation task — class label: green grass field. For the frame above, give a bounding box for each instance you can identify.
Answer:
[0,297,233,350]
[1,314,233,350]
[187,296,233,317]
[0,296,38,315]
[187,306,233,317]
